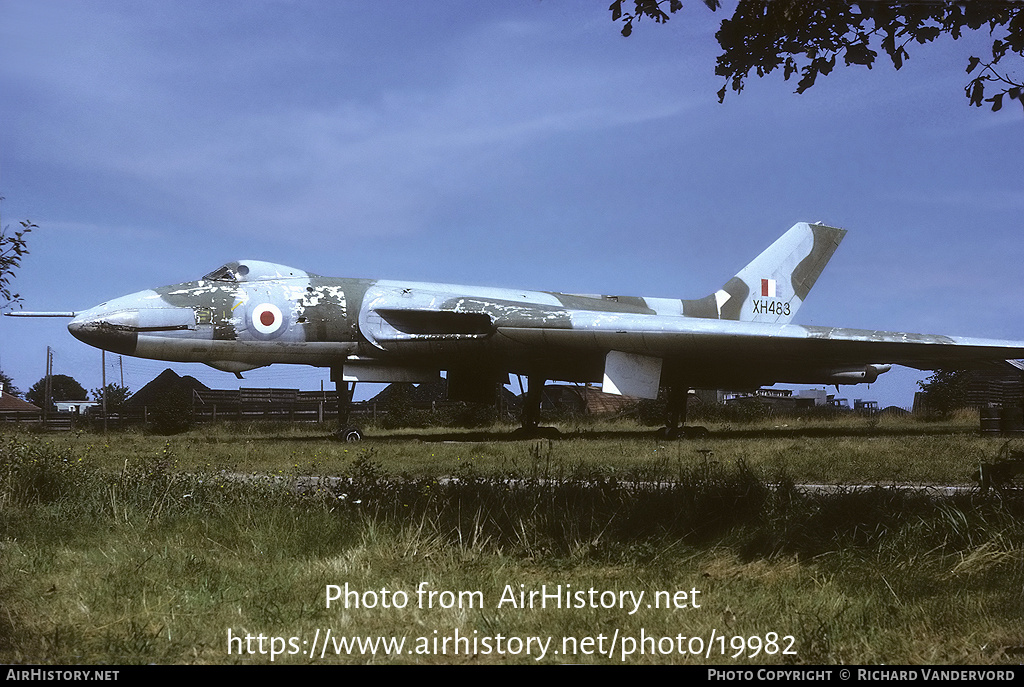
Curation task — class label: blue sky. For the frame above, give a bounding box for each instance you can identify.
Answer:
[1,1,1021,406]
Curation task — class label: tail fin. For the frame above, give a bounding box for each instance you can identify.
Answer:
[683,222,846,324]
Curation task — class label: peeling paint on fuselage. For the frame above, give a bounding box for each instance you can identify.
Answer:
[64,222,1024,391]
[155,280,241,341]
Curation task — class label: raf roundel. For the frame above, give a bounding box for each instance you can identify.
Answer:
[251,303,284,336]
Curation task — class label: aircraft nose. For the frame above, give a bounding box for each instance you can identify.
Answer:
[68,308,139,355]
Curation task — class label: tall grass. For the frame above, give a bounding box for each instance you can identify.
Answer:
[2,431,1022,664]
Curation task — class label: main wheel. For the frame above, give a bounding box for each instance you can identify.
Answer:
[683,426,710,439]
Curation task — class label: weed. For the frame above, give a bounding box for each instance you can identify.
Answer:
[2,427,1022,664]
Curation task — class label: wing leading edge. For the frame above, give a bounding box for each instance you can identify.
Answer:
[496,314,1024,391]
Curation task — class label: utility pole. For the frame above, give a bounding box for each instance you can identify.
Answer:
[102,349,107,434]
[43,346,53,425]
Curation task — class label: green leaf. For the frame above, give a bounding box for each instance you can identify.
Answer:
[893,46,908,70]
[966,56,980,73]
[784,56,797,80]
[610,0,623,22]
[992,39,1006,60]
[844,43,877,67]
[966,79,984,107]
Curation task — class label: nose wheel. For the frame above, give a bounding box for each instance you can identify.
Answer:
[332,368,363,441]
[335,426,363,442]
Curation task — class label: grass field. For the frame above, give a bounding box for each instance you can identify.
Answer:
[36,409,1002,483]
[2,414,1022,664]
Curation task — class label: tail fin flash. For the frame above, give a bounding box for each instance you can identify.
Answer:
[685,222,846,324]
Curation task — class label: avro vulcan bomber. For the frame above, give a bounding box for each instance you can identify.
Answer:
[12,222,1024,438]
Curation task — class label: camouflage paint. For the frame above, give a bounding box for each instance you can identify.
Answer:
[791,223,847,301]
[60,223,1024,392]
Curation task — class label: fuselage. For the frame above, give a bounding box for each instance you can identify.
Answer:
[66,257,907,393]
[67,259,670,382]
[64,225,1022,398]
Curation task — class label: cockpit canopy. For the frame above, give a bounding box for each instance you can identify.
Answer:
[201,260,315,283]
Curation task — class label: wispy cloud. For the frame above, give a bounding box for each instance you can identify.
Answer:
[3,2,704,248]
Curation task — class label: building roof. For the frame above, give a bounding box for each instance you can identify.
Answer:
[0,391,42,414]
[125,369,210,407]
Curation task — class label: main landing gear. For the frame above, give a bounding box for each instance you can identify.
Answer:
[656,386,709,440]
[511,374,562,439]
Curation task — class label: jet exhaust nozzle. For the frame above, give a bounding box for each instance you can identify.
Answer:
[822,364,892,384]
